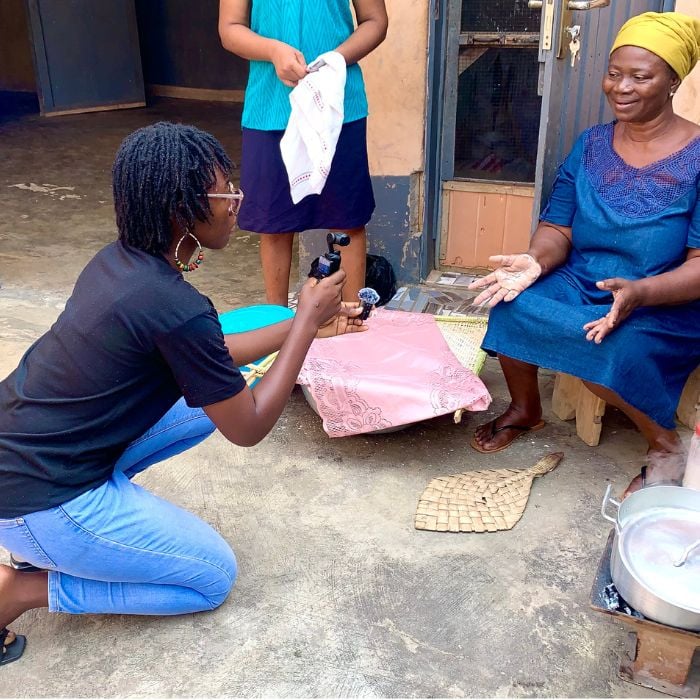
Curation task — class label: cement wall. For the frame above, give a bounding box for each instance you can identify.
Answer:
[362,0,429,178]
[674,0,700,124]
[363,0,429,283]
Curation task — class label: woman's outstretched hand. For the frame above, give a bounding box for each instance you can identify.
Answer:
[468,254,542,307]
[583,277,644,343]
[316,302,368,339]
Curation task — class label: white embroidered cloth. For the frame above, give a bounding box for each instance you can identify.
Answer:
[280,51,346,204]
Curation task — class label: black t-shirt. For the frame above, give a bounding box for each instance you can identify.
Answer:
[0,242,246,518]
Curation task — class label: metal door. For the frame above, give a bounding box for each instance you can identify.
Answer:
[534,0,675,214]
[27,0,145,116]
[425,0,674,276]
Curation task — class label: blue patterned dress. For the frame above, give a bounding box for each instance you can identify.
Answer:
[482,122,700,429]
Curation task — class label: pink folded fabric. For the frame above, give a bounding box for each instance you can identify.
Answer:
[297,309,492,437]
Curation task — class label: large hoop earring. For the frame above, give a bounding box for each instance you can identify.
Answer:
[174,230,204,272]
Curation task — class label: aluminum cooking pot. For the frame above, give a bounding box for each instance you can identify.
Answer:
[601,484,700,631]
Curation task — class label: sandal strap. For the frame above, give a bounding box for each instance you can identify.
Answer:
[1,628,15,653]
[492,423,538,435]
[9,554,44,573]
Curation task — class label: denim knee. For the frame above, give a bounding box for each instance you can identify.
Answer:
[204,545,238,610]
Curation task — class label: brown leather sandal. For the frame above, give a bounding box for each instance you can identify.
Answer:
[470,419,546,454]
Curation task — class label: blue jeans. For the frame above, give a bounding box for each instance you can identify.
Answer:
[0,305,294,616]
[0,399,236,615]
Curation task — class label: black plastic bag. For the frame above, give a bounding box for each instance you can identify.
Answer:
[308,253,396,307]
[364,254,396,306]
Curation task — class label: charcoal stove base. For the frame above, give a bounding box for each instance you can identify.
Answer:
[591,531,700,698]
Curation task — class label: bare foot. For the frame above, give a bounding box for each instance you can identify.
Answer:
[621,472,644,499]
[0,564,49,631]
[471,405,544,453]
[622,452,685,499]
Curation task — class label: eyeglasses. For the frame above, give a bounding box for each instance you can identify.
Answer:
[207,181,244,217]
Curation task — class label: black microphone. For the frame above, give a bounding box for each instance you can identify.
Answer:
[357,287,380,320]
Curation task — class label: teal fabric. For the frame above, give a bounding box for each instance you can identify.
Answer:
[219,305,295,387]
[219,304,294,334]
[241,0,368,130]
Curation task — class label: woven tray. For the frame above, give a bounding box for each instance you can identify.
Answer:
[415,453,563,532]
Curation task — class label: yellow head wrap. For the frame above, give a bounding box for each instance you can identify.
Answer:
[610,11,700,80]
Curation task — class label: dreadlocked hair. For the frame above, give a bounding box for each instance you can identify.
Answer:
[112,122,233,255]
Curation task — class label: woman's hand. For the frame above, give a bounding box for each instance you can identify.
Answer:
[468,254,542,307]
[316,302,368,338]
[583,277,645,343]
[296,272,344,329]
[270,42,307,87]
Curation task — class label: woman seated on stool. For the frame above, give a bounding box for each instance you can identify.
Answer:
[469,12,700,494]
[0,122,365,666]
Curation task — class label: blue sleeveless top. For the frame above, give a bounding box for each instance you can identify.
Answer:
[242,0,369,131]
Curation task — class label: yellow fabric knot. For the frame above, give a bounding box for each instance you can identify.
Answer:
[610,11,700,80]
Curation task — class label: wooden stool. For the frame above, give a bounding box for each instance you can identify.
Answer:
[551,374,607,446]
[552,368,700,447]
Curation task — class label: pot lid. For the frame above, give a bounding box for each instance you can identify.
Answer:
[619,506,700,613]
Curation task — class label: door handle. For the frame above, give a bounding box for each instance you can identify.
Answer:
[531,0,609,58]
[567,0,610,9]
[529,0,555,52]
[531,0,610,9]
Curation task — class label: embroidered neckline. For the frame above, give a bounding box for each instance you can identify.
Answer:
[606,121,700,174]
[582,122,699,219]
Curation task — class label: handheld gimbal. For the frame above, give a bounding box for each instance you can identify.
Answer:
[313,232,351,279]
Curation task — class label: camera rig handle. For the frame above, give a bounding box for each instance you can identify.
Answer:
[313,232,351,279]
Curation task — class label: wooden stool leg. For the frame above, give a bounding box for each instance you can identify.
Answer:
[677,365,700,431]
[620,628,700,697]
[552,373,581,421]
[575,386,606,447]
[552,372,607,446]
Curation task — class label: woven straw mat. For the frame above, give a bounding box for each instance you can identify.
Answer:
[435,315,488,376]
[415,453,563,532]
[241,352,278,387]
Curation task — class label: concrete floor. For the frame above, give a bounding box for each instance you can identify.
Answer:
[0,96,678,698]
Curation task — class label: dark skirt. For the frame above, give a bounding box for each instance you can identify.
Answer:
[237,118,375,234]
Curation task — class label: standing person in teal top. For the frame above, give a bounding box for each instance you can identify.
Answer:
[219,0,388,306]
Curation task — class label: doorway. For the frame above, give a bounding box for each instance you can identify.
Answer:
[436,0,541,272]
[0,1,247,117]
[427,0,674,276]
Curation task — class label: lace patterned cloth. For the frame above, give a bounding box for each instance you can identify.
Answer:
[297,309,491,438]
